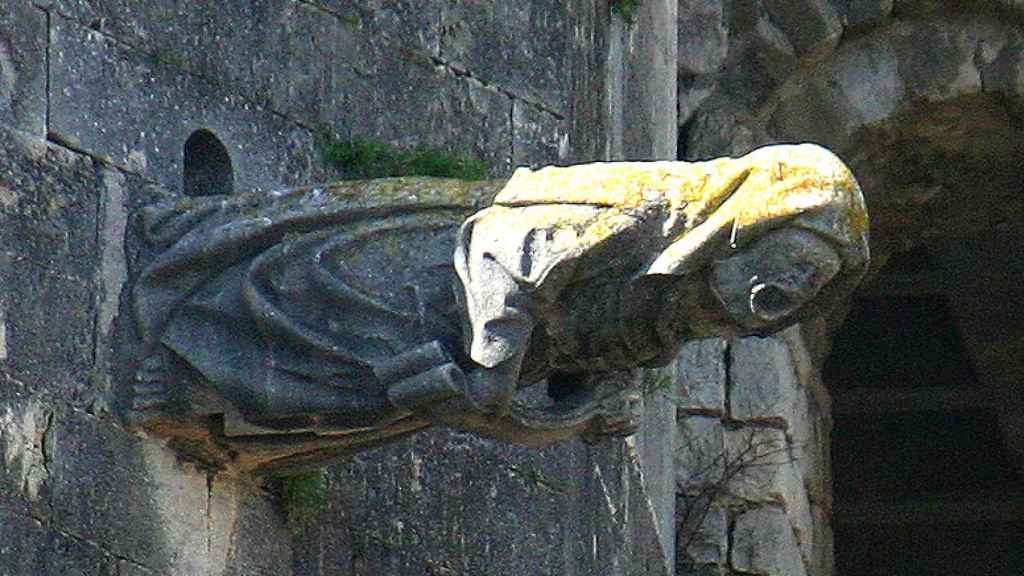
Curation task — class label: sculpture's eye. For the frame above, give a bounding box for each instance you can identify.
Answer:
[710,228,842,329]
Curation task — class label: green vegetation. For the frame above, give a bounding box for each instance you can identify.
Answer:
[279,469,328,529]
[316,131,488,180]
[610,0,643,24]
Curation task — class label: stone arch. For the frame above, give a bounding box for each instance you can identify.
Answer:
[183,129,234,197]
[785,16,1024,576]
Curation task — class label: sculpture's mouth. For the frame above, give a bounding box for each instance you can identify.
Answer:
[708,227,844,331]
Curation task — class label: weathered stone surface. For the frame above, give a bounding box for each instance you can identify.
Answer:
[0,132,97,402]
[729,336,801,425]
[0,510,120,576]
[512,101,568,170]
[675,416,725,494]
[293,430,671,575]
[439,1,571,114]
[761,0,842,60]
[676,496,727,568]
[890,20,982,103]
[674,338,727,415]
[677,0,728,76]
[0,3,46,137]
[47,411,211,574]
[732,506,808,576]
[221,485,293,576]
[835,0,894,29]
[49,13,315,192]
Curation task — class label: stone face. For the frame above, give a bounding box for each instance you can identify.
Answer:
[512,100,569,170]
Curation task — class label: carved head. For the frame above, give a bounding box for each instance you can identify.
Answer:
[648,143,870,335]
[499,143,869,337]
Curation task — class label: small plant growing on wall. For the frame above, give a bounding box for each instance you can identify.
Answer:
[278,469,328,529]
[610,0,643,24]
[316,130,488,181]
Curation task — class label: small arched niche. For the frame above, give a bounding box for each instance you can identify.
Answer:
[183,129,234,197]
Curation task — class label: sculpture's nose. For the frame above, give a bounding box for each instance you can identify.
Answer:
[709,228,842,330]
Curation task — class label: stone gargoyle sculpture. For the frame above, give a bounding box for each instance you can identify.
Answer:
[127,143,868,470]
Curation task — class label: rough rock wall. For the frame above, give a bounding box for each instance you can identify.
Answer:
[1,1,684,575]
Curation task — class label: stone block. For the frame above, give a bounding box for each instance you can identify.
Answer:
[0,510,119,576]
[47,411,212,574]
[0,134,97,401]
[512,101,569,170]
[292,426,672,575]
[674,338,727,415]
[678,0,728,76]
[439,1,571,114]
[890,20,982,103]
[723,426,814,564]
[731,506,808,576]
[676,496,727,568]
[728,336,800,425]
[48,13,314,193]
[222,485,293,576]
[835,0,894,29]
[761,0,842,61]
[675,416,725,494]
[0,3,47,137]
[304,0,443,57]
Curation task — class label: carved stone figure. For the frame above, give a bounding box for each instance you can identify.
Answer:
[129,143,868,468]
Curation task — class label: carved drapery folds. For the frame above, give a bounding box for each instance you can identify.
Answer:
[127,143,868,470]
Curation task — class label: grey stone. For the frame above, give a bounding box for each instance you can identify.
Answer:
[295,430,671,575]
[721,426,790,502]
[674,338,727,415]
[512,101,569,170]
[835,0,894,29]
[48,13,316,193]
[0,3,47,137]
[890,20,981,103]
[221,485,293,576]
[126,145,868,469]
[729,336,801,425]
[0,510,120,576]
[731,506,808,576]
[676,497,727,567]
[678,0,728,76]
[0,133,98,401]
[761,0,842,61]
[439,0,572,114]
[47,410,211,574]
[620,0,678,161]
[675,416,725,494]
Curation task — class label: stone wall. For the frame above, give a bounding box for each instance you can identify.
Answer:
[1,1,688,575]
[673,329,834,576]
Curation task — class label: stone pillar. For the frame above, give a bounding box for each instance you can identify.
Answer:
[673,327,834,576]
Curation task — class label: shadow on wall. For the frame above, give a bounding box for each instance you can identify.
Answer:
[184,129,234,197]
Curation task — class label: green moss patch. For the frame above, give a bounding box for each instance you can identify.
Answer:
[317,131,488,181]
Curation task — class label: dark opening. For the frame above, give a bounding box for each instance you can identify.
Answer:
[823,294,978,389]
[183,129,234,197]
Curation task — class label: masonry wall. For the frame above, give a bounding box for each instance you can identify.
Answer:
[0,1,854,575]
